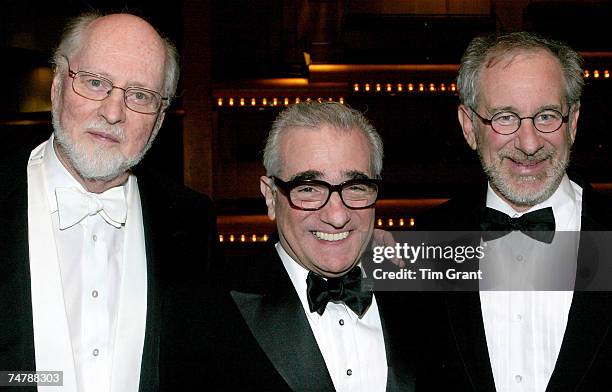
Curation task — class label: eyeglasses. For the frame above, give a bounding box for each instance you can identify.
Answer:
[469,107,570,135]
[271,176,381,211]
[67,68,168,114]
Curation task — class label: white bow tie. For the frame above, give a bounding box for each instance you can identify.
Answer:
[55,186,127,230]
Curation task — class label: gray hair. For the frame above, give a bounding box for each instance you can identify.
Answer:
[263,101,383,177]
[457,31,584,110]
[51,12,180,106]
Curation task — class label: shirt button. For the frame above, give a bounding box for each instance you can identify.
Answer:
[516,313,522,321]
[346,369,352,376]
[339,319,345,326]
[92,348,99,357]
[516,255,523,262]
[515,374,522,383]
[92,290,99,298]
[92,234,97,242]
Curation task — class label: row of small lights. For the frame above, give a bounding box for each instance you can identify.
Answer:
[377,217,416,228]
[584,69,610,78]
[216,97,344,107]
[219,234,270,243]
[353,82,456,93]
[217,217,416,243]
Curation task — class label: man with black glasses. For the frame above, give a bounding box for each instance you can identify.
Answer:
[161,101,417,391]
[421,32,612,391]
[0,12,215,392]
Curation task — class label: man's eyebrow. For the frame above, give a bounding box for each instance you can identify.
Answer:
[290,170,323,181]
[343,170,370,180]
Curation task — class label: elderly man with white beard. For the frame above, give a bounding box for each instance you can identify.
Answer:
[0,12,216,392]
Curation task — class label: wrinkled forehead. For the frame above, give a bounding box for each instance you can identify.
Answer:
[278,125,373,180]
[72,15,167,89]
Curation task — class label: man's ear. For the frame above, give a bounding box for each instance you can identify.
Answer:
[260,176,276,220]
[458,105,478,150]
[51,73,62,109]
[568,104,580,144]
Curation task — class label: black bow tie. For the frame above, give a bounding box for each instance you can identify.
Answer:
[480,207,556,244]
[306,266,373,317]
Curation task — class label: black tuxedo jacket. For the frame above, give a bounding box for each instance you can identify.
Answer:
[160,246,422,391]
[0,145,217,392]
[418,176,612,391]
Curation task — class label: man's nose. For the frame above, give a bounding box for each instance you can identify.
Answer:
[319,191,350,229]
[97,87,127,125]
[514,118,545,155]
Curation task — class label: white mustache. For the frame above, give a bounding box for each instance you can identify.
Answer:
[85,120,126,142]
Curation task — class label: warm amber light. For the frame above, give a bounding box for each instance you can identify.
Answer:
[354,83,360,92]
[229,98,234,106]
[295,97,301,103]
[440,83,446,91]
[409,218,415,227]
[339,97,345,104]
[450,84,456,92]
[387,218,394,227]
[429,83,435,91]
[251,98,256,106]
[239,98,245,106]
[262,98,268,105]
[217,98,223,106]
[284,97,289,106]
[408,83,414,91]
[375,83,381,92]
[386,83,392,92]
[229,234,235,242]
[419,83,424,92]
[219,235,224,242]
[397,84,403,92]
[240,234,246,242]
[365,83,371,92]
[263,234,269,242]
[377,218,383,227]
[399,218,405,227]
[584,70,590,78]
[605,70,610,78]
[594,70,600,78]
[252,234,257,242]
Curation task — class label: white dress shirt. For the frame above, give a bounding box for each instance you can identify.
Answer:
[480,174,582,392]
[277,243,388,392]
[28,136,147,392]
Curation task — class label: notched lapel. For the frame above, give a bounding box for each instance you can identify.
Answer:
[230,284,335,392]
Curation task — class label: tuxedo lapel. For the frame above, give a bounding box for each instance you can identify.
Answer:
[445,292,496,392]
[376,293,416,392]
[230,252,334,392]
[0,176,36,380]
[547,292,612,391]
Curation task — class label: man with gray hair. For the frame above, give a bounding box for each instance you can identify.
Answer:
[161,101,418,391]
[0,12,215,392]
[422,32,612,391]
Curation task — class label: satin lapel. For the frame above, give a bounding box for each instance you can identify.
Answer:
[547,292,612,391]
[230,257,334,392]
[137,181,162,392]
[445,292,496,392]
[0,176,36,377]
[376,293,416,392]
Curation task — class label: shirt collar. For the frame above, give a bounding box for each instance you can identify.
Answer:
[486,173,582,230]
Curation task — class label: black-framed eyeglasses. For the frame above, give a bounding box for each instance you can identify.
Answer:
[67,68,168,114]
[271,176,381,211]
[469,107,570,135]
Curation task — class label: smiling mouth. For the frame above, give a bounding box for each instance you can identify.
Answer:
[312,231,350,242]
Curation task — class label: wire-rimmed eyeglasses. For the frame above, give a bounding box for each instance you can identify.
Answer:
[469,107,570,135]
[67,68,168,114]
[271,176,381,211]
